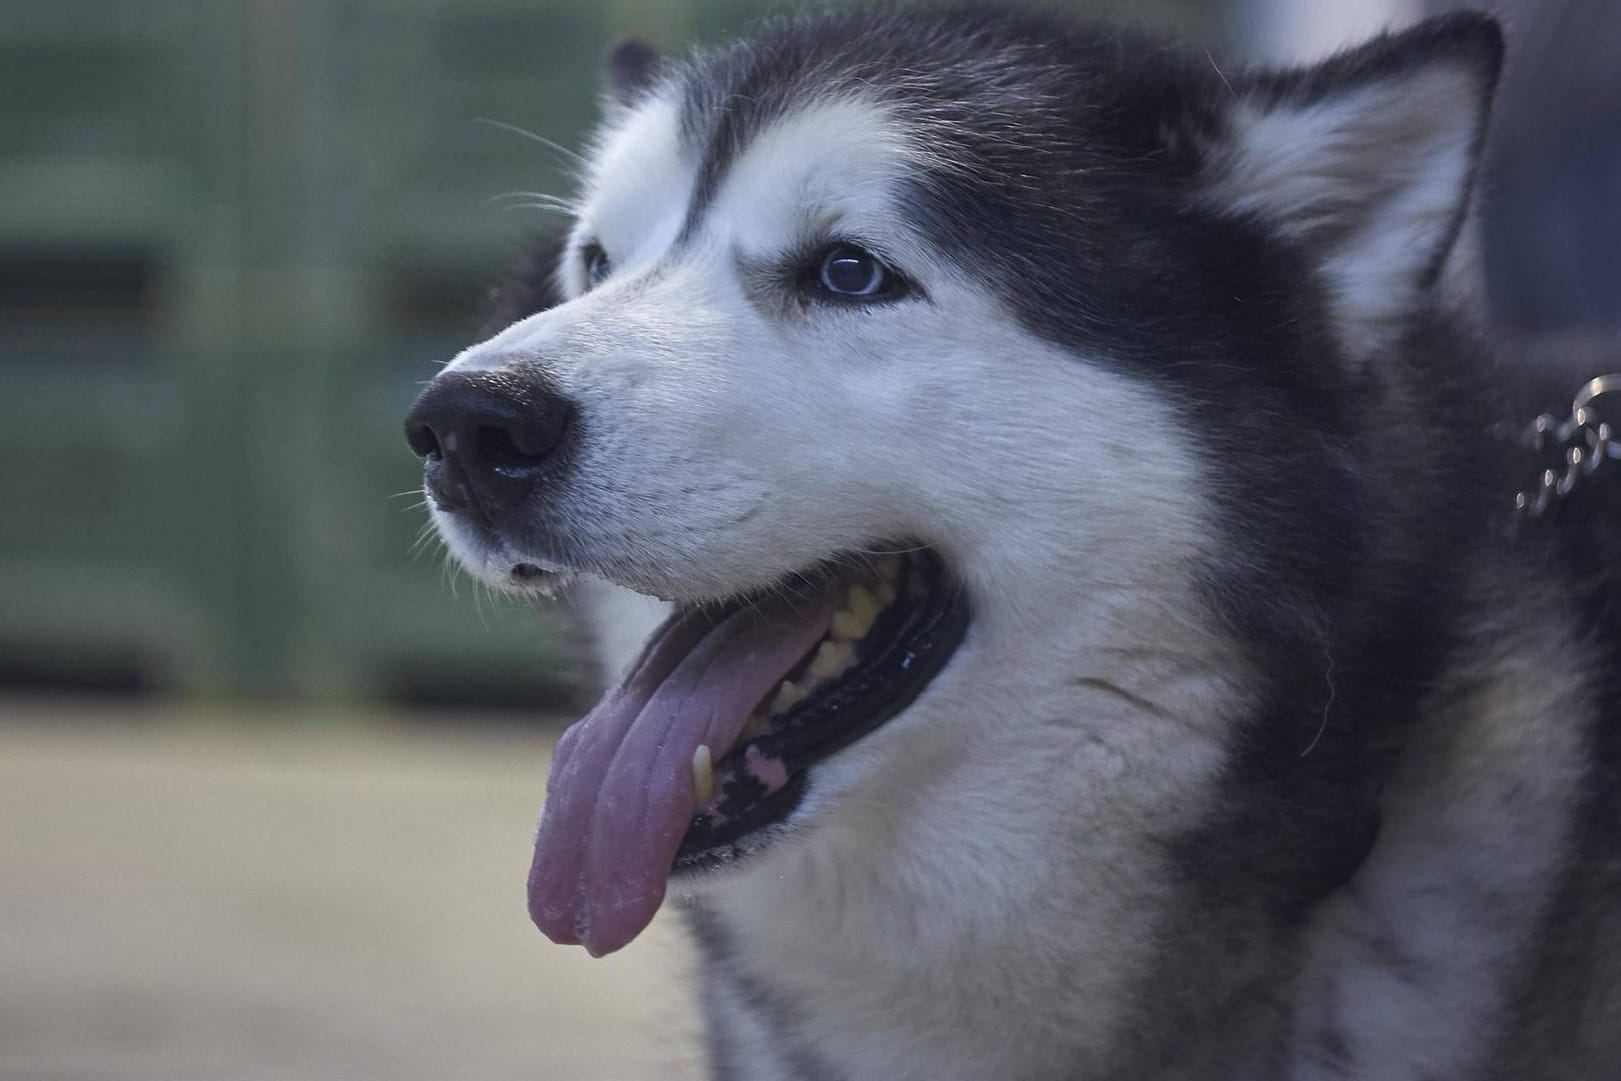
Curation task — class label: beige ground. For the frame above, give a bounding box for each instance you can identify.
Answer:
[0,698,701,1081]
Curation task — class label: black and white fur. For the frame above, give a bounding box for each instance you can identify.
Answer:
[446,6,1621,1078]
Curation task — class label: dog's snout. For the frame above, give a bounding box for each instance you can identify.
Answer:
[403,369,573,518]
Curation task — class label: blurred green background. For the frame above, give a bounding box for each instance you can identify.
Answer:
[2,0,681,709]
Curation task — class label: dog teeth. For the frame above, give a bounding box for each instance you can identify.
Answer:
[850,582,883,621]
[692,744,715,807]
[831,584,883,640]
[808,640,855,680]
[771,680,807,715]
[830,611,862,641]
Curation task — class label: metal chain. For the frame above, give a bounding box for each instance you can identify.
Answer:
[1515,373,1621,517]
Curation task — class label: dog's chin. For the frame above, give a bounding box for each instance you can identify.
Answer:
[430,505,707,602]
[427,506,581,598]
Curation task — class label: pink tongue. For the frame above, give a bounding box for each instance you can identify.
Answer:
[529,588,837,955]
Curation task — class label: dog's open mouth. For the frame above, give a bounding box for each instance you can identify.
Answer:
[528,547,969,955]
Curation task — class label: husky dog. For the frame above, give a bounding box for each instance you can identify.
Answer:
[404,6,1621,1078]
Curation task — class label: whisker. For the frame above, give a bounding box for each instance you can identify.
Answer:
[498,202,576,219]
[485,191,579,211]
[848,539,934,557]
[408,521,442,561]
[440,552,460,601]
[471,574,492,632]
[474,117,586,165]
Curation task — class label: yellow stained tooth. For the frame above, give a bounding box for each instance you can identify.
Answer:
[692,745,714,807]
[771,681,807,714]
[849,584,881,624]
[876,579,898,605]
[832,585,881,640]
[830,609,864,640]
[808,640,854,680]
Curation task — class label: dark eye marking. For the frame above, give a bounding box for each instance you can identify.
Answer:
[800,243,912,304]
[581,242,612,290]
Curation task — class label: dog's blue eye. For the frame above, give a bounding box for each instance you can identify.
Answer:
[816,244,899,299]
[583,243,612,289]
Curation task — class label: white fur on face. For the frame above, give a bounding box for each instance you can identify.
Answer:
[441,90,1231,621]
[568,94,695,301]
[439,91,1245,1076]
[711,97,917,258]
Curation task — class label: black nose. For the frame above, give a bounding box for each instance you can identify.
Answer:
[403,369,574,519]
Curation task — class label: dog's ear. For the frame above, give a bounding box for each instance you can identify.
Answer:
[1203,13,1503,353]
[606,39,662,106]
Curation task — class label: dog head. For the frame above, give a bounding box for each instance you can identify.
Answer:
[406,7,1502,960]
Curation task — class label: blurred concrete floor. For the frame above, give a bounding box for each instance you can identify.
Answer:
[0,698,700,1081]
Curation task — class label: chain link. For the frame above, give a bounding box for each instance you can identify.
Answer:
[1515,373,1621,517]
